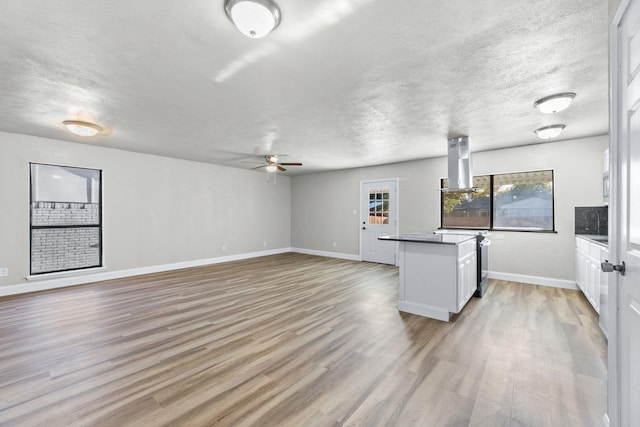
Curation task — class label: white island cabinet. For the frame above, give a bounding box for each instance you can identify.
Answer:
[378,233,477,322]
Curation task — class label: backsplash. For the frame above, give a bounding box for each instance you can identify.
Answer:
[575,206,608,235]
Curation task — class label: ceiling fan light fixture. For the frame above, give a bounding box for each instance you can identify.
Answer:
[533,93,576,114]
[265,164,278,172]
[224,0,281,38]
[63,120,103,137]
[534,124,566,140]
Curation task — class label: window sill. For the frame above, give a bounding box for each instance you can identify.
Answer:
[26,266,106,282]
[439,227,558,234]
[491,228,558,234]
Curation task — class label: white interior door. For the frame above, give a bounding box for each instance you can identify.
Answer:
[360,179,398,264]
[611,1,640,424]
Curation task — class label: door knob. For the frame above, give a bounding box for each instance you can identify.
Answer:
[601,260,625,276]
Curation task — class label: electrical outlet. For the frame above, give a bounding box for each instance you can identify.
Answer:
[0,268,7,277]
[221,244,226,251]
[263,241,267,247]
[332,242,337,247]
[352,209,357,215]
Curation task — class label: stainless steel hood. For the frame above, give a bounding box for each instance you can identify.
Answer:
[446,136,473,191]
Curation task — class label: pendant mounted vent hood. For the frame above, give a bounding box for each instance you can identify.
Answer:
[444,136,474,191]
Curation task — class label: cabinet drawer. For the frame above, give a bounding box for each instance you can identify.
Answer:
[457,239,476,258]
[576,237,589,252]
[589,242,604,260]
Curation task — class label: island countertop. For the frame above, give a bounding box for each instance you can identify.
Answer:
[378,233,475,245]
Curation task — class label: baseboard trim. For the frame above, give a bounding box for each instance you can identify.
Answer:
[2,254,577,297]
[489,271,577,290]
[291,247,361,262]
[398,301,451,322]
[0,248,293,297]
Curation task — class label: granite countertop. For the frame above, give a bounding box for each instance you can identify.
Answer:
[378,233,476,245]
[576,234,608,247]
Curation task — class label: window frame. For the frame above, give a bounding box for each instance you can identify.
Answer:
[29,162,103,275]
[440,169,556,233]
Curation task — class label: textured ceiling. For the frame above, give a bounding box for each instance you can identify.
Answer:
[0,0,609,175]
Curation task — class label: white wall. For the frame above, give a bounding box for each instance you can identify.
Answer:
[291,135,608,282]
[0,131,609,289]
[0,131,291,288]
[610,0,621,21]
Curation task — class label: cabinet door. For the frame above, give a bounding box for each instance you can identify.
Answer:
[575,249,588,292]
[594,260,601,312]
[599,247,609,334]
[456,253,476,313]
[588,260,598,310]
[457,260,466,311]
[575,250,583,289]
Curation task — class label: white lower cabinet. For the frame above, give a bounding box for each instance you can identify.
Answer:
[397,238,477,322]
[457,240,477,313]
[575,236,608,313]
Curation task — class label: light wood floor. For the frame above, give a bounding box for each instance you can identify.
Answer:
[0,253,607,426]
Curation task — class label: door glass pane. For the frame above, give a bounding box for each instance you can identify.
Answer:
[369,188,390,224]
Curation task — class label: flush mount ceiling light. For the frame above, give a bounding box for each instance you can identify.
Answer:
[533,93,576,114]
[224,0,281,38]
[63,120,102,137]
[534,124,566,140]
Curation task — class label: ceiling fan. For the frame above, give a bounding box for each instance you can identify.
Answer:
[249,155,302,172]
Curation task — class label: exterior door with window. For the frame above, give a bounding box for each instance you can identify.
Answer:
[611,1,640,424]
[360,180,397,264]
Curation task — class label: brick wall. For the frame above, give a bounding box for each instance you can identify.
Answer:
[32,202,99,226]
[31,202,101,274]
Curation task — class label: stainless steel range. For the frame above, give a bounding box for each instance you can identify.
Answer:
[475,234,490,297]
[434,230,490,297]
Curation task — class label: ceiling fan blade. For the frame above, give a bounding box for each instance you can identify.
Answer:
[251,165,267,170]
[277,165,287,172]
[279,162,302,166]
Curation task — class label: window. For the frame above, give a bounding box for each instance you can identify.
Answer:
[30,163,102,274]
[493,171,554,230]
[441,170,555,232]
[442,176,491,229]
[368,187,390,224]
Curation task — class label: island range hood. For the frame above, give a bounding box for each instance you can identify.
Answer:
[445,136,474,191]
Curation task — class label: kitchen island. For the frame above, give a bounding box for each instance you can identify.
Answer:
[379,233,477,321]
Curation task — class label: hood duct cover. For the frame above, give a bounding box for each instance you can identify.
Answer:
[447,136,473,190]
